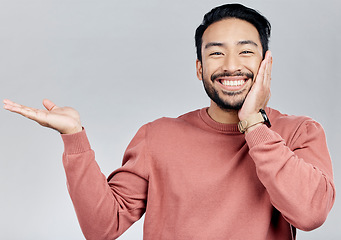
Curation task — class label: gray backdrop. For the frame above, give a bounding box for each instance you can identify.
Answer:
[0,0,340,239]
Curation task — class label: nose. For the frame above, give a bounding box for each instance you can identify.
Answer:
[222,54,242,73]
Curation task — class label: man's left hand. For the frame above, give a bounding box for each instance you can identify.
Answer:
[238,50,273,122]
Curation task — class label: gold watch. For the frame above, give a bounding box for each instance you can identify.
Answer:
[238,109,271,133]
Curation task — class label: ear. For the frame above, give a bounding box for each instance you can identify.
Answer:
[196,59,203,81]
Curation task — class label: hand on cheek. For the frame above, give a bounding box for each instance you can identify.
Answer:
[238,51,272,121]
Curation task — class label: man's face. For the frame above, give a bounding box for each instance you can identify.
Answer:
[196,18,263,111]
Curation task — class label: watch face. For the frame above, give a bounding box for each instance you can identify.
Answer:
[260,109,271,128]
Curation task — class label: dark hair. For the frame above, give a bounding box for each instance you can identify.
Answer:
[195,3,271,61]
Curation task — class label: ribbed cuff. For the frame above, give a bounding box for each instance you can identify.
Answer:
[245,125,275,148]
[61,128,91,155]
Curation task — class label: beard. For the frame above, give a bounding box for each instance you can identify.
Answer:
[202,71,254,111]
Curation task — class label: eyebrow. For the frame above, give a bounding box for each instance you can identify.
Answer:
[204,40,258,49]
[204,42,225,49]
[237,40,258,47]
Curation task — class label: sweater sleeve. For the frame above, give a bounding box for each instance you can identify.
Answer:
[245,122,335,231]
[62,126,149,240]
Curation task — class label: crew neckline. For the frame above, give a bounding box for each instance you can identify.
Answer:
[199,108,241,134]
[198,107,273,134]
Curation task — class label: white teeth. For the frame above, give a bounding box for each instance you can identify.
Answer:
[221,80,245,86]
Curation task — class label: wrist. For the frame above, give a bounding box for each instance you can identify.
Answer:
[244,123,263,134]
[61,125,83,135]
[238,109,271,134]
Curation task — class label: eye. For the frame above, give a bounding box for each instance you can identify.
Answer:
[209,52,223,56]
[240,50,254,55]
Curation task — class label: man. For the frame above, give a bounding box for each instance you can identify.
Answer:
[3,3,335,240]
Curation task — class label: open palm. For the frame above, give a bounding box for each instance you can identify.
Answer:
[3,99,82,134]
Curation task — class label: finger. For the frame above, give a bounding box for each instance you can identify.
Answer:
[263,91,271,108]
[3,99,22,109]
[254,55,267,85]
[264,51,272,87]
[8,104,39,119]
[3,99,43,121]
[43,99,58,111]
[261,51,270,83]
[3,99,25,113]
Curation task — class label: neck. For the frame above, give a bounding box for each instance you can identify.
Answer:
[207,101,240,124]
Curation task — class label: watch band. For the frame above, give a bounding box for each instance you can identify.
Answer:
[238,112,265,133]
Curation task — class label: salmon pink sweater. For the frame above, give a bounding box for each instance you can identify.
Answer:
[61,107,335,240]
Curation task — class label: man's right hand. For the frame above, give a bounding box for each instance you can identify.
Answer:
[3,99,82,134]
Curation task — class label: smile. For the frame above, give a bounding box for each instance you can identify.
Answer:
[214,76,249,92]
[220,80,245,86]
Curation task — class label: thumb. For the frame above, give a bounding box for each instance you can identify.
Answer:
[43,99,58,111]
